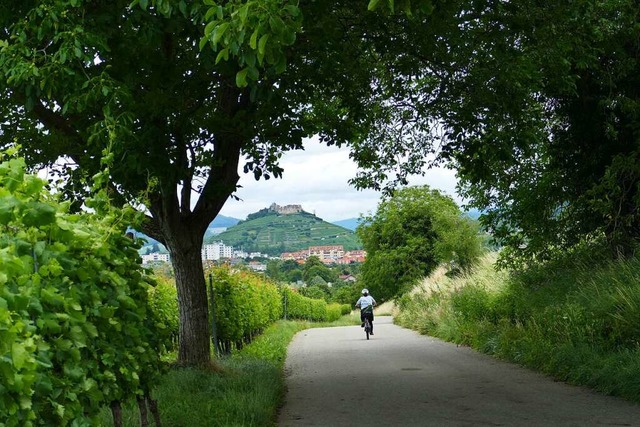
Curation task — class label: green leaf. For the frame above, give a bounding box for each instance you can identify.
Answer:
[178,0,187,16]
[368,0,381,11]
[139,0,148,10]
[268,16,285,33]
[21,202,56,227]
[198,35,209,51]
[258,34,269,55]
[239,4,249,23]
[34,241,46,257]
[249,28,259,50]
[204,21,216,38]
[0,196,19,223]
[70,326,86,347]
[275,55,287,74]
[84,322,98,338]
[212,22,229,44]
[247,66,259,81]
[283,5,299,16]
[11,343,29,369]
[215,48,229,64]
[204,6,217,21]
[236,68,248,87]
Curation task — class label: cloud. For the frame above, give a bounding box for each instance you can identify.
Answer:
[219,140,460,221]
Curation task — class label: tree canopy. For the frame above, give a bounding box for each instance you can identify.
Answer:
[364,0,640,266]
[0,0,445,365]
[438,0,640,265]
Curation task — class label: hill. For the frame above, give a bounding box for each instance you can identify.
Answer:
[207,209,362,255]
[210,214,241,228]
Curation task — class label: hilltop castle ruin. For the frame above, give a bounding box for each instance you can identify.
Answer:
[269,202,304,215]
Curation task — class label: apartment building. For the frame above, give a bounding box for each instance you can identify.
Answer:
[141,252,170,264]
[202,242,234,261]
[308,245,345,261]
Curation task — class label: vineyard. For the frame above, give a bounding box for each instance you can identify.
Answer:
[0,153,350,426]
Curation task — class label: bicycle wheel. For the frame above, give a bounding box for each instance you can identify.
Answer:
[364,319,370,340]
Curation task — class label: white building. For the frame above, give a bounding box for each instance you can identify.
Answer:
[202,242,234,261]
[141,253,170,264]
[233,249,248,258]
[248,261,267,272]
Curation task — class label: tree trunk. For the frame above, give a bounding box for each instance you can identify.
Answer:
[111,401,123,427]
[147,392,162,427]
[137,396,149,427]
[169,234,211,366]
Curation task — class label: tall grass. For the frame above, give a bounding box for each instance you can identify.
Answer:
[97,320,308,426]
[97,313,363,426]
[396,252,640,403]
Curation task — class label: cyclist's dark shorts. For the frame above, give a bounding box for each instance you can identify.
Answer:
[360,309,374,322]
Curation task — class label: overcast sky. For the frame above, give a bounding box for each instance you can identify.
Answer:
[218,139,461,222]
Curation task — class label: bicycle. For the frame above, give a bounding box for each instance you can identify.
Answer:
[364,317,372,340]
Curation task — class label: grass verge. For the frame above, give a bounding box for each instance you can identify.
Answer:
[97,315,360,426]
[396,252,640,403]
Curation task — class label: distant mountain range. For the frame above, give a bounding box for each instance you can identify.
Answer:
[211,214,241,228]
[138,214,241,254]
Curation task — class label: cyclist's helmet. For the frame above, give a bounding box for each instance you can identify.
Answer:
[362,288,369,295]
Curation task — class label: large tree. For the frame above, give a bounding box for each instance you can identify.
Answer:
[438,0,640,265]
[357,185,483,300]
[0,1,445,365]
[363,0,640,266]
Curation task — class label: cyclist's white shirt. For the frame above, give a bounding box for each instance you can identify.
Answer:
[356,295,376,310]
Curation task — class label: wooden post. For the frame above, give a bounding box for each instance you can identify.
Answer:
[283,290,288,320]
[209,274,218,356]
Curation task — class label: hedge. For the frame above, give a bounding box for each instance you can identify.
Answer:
[207,267,283,353]
[281,287,350,322]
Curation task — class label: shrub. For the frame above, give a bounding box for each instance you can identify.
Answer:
[207,266,282,353]
[0,154,170,425]
[148,276,179,351]
[281,287,335,322]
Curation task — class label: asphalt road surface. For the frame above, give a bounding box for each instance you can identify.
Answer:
[278,317,640,426]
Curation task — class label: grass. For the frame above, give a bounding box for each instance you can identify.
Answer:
[395,252,640,404]
[97,315,360,426]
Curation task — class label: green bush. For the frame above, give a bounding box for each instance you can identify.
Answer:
[0,154,170,425]
[148,276,179,351]
[207,267,282,352]
[205,267,351,353]
[326,303,350,321]
[282,287,338,322]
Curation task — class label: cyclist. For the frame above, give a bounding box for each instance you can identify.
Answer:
[355,288,377,335]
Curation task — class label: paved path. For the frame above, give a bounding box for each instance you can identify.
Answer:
[278,317,640,426]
